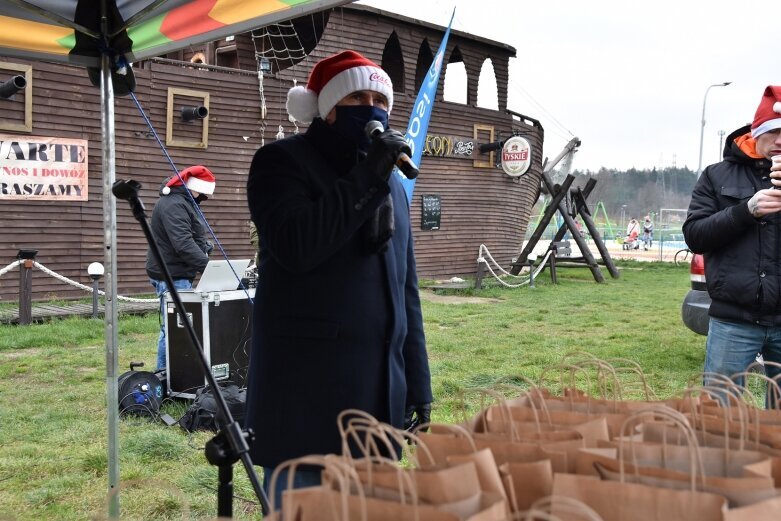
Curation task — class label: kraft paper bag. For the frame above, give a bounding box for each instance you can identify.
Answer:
[552,473,728,521]
[446,448,508,501]
[725,496,781,521]
[580,438,777,506]
[593,459,777,507]
[497,400,630,440]
[418,426,568,473]
[345,455,510,520]
[271,485,462,521]
[498,459,554,513]
[351,460,483,505]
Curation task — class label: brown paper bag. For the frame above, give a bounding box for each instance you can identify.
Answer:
[499,460,553,513]
[586,406,777,506]
[725,496,781,521]
[273,484,463,521]
[419,424,568,473]
[552,473,728,521]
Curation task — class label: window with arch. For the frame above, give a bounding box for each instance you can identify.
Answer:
[442,46,466,104]
[476,58,498,110]
[414,39,433,92]
[381,31,405,93]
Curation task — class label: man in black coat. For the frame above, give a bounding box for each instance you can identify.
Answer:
[145,165,216,370]
[245,50,433,504]
[683,85,781,403]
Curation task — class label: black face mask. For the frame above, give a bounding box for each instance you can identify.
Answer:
[330,105,389,152]
[195,193,208,204]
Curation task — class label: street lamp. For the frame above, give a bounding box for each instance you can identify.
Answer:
[697,82,731,178]
[87,262,104,318]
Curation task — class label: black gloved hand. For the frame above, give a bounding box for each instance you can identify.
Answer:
[403,402,432,433]
[362,194,395,253]
[364,128,411,181]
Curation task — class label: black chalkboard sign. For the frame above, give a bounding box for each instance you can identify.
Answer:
[421,194,441,230]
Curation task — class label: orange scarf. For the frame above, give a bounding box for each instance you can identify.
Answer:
[734,133,764,159]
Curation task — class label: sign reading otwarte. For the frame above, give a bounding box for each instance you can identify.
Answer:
[501,136,531,177]
[0,135,88,201]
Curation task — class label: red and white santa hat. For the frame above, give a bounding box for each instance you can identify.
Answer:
[162,165,215,195]
[751,85,781,138]
[286,50,394,124]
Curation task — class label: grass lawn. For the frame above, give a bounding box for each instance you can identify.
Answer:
[0,260,707,520]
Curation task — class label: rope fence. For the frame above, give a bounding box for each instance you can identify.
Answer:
[30,261,156,303]
[476,244,553,288]
[0,258,158,324]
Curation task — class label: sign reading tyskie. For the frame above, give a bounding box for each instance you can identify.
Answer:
[501,135,531,177]
[0,135,88,201]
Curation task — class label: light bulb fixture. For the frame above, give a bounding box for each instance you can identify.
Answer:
[259,57,271,73]
[87,262,105,278]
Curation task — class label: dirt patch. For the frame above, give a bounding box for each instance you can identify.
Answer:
[419,289,502,305]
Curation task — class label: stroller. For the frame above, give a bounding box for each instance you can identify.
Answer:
[622,233,640,250]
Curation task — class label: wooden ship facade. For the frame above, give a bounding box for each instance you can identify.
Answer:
[0,4,544,301]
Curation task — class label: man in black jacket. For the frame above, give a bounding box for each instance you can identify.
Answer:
[145,165,216,370]
[245,50,433,506]
[683,85,781,402]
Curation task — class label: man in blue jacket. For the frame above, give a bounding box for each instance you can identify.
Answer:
[245,50,433,505]
[145,165,216,370]
[683,85,781,403]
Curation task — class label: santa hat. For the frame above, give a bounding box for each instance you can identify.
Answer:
[286,50,393,124]
[162,165,215,195]
[751,85,781,138]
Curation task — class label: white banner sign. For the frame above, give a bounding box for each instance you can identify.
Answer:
[0,135,88,201]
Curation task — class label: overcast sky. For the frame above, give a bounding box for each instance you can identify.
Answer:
[359,0,777,172]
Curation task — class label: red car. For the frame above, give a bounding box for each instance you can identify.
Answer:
[681,253,710,335]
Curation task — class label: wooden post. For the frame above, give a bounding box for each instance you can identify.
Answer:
[16,249,37,325]
[572,190,620,279]
[475,257,485,289]
[540,172,604,283]
[510,174,575,275]
[549,251,559,284]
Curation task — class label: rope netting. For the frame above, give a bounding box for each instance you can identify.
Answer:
[0,260,156,303]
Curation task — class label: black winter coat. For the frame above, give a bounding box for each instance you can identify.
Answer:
[683,125,780,325]
[244,118,432,467]
[145,185,210,281]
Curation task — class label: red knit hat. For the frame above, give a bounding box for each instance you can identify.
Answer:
[286,50,394,124]
[751,85,781,138]
[162,165,215,195]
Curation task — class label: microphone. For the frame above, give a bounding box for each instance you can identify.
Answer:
[364,120,419,180]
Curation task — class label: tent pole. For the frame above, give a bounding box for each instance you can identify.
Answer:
[101,51,121,519]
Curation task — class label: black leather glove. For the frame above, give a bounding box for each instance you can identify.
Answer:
[362,194,394,253]
[364,128,411,181]
[404,402,432,432]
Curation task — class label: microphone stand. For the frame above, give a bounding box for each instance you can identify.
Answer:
[112,179,270,517]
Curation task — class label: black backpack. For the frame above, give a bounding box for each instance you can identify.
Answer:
[178,383,246,432]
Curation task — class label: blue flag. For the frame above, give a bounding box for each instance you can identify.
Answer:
[398,9,455,203]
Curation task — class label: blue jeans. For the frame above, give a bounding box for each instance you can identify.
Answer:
[263,466,321,512]
[704,317,781,407]
[150,278,192,370]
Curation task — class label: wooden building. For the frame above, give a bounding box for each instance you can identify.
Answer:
[0,4,543,301]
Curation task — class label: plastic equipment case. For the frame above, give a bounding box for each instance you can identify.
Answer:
[164,288,254,399]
